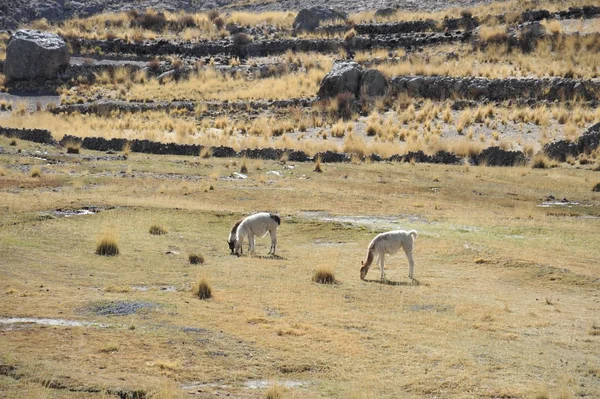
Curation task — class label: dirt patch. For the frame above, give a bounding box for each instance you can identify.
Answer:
[300,211,428,229]
[0,317,108,328]
[84,301,157,317]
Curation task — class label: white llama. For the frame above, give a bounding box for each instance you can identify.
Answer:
[231,213,281,256]
[360,230,417,281]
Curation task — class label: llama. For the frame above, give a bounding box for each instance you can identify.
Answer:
[231,212,281,256]
[360,230,417,281]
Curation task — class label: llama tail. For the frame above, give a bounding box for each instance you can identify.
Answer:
[409,230,418,241]
[269,213,281,225]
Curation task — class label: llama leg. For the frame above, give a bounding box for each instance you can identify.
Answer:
[379,254,386,282]
[404,247,415,279]
[270,230,277,255]
[248,234,255,253]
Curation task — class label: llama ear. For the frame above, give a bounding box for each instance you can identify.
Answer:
[361,261,364,266]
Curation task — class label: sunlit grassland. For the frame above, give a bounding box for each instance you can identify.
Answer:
[0,137,599,397]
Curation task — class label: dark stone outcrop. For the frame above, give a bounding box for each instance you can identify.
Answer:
[543,140,579,162]
[544,122,600,161]
[293,7,347,32]
[391,76,600,102]
[315,150,350,163]
[4,30,70,80]
[0,126,55,144]
[474,147,527,166]
[318,61,389,99]
[317,61,362,99]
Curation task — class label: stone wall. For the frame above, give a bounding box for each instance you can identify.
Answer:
[391,76,600,102]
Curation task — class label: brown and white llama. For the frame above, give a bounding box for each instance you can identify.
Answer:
[228,212,281,256]
[360,230,417,281]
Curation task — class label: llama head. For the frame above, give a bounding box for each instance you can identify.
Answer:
[227,239,236,254]
[360,262,369,280]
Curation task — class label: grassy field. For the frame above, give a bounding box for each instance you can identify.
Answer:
[1,136,599,398]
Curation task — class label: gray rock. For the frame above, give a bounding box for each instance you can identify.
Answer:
[374,8,397,18]
[360,69,389,97]
[317,61,363,99]
[518,21,547,51]
[406,76,425,95]
[293,7,347,32]
[4,30,69,80]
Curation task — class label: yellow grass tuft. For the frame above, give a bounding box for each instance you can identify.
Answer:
[192,277,212,299]
[149,224,167,235]
[30,166,42,178]
[314,156,323,173]
[189,253,205,265]
[265,385,284,399]
[312,266,336,284]
[530,153,557,169]
[96,234,119,256]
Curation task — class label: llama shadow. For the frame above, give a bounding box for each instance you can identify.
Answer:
[253,254,286,260]
[364,278,420,287]
[234,253,286,260]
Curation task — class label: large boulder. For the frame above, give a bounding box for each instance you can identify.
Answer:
[518,22,547,52]
[293,7,347,32]
[4,30,69,80]
[360,69,389,97]
[317,61,362,99]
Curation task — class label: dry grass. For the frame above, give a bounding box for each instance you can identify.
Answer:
[95,233,119,256]
[149,224,167,235]
[0,142,599,398]
[265,385,284,399]
[29,166,41,178]
[192,277,212,299]
[312,267,336,284]
[376,34,600,79]
[189,253,205,265]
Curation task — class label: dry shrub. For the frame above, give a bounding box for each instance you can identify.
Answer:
[213,16,225,30]
[530,153,555,169]
[478,26,508,43]
[192,277,212,299]
[233,33,253,46]
[96,234,119,256]
[30,166,41,178]
[344,28,356,42]
[131,10,167,31]
[175,14,196,29]
[313,267,336,284]
[189,253,205,265]
[314,156,323,173]
[207,9,220,21]
[149,225,167,235]
[147,57,160,71]
[592,183,600,192]
[66,140,81,154]
[265,385,284,399]
[240,158,249,174]
[335,92,354,120]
